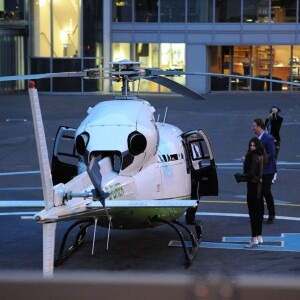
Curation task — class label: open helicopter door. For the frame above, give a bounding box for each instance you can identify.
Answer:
[51,126,80,185]
[182,129,218,198]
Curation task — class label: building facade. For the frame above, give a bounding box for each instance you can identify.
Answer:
[1,0,300,94]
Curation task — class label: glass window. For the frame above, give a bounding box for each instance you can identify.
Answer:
[160,43,186,92]
[83,0,103,57]
[52,58,81,92]
[84,58,103,92]
[257,0,270,23]
[134,43,159,92]
[188,0,213,22]
[209,46,229,91]
[290,46,300,90]
[0,36,25,91]
[271,45,289,90]
[30,57,50,91]
[32,0,51,56]
[112,43,131,61]
[112,0,132,22]
[135,0,158,22]
[112,43,132,93]
[243,0,258,22]
[53,0,81,58]
[233,46,252,76]
[160,0,185,22]
[272,0,296,23]
[215,0,241,22]
[1,0,24,20]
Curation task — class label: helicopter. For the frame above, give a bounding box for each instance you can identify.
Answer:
[3,59,300,277]
[0,59,221,277]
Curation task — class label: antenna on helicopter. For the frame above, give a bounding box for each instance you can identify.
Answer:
[163,107,168,124]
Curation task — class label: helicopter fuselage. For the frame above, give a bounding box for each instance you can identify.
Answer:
[35,98,193,229]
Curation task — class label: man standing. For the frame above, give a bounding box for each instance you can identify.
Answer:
[265,105,283,183]
[252,118,276,224]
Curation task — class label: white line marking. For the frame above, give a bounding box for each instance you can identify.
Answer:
[0,212,37,216]
[0,171,40,176]
[0,201,44,207]
[196,212,300,221]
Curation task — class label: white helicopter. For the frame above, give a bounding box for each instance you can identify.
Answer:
[1,59,221,277]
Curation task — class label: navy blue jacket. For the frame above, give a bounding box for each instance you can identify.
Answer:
[260,132,276,174]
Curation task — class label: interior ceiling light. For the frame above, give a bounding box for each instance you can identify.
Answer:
[116,1,126,6]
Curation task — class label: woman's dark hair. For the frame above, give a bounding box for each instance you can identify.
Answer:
[247,137,267,163]
[243,137,267,172]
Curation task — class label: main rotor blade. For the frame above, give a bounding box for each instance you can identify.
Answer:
[28,85,54,209]
[0,69,105,82]
[148,69,300,87]
[146,76,206,100]
[43,223,56,277]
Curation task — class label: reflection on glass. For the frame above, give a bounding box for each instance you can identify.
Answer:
[53,58,81,92]
[215,0,241,22]
[112,0,132,22]
[83,1,102,57]
[188,0,213,22]
[135,0,158,22]
[160,0,185,22]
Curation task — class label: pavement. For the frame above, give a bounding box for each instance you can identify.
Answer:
[0,90,300,279]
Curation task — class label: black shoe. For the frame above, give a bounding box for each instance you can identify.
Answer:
[266,216,275,224]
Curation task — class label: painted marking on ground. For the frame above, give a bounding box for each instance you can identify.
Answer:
[0,201,44,207]
[234,195,291,204]
[170,233,300,252]
[196,212,300,221]
[0,171,40,176]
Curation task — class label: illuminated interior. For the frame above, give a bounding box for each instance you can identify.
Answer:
[112,42,186,93]
[33,0,80,57]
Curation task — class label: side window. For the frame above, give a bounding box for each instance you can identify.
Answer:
[188,137,211,170]
[198,140,211,167]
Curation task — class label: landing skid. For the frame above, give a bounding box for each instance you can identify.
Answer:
[156,218,202,267]
[54,218,94,266]
[54,217,202,268]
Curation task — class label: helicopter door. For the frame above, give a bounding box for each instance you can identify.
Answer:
[51,126,80,185]
[182,129,218,197]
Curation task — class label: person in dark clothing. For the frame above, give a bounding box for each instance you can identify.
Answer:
[235,137,266,247]
[252,118,277,224]
[265,105,283,183]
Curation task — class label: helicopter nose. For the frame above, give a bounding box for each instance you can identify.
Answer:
[76,132,90,155]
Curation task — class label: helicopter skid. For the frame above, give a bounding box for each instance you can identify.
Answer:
[156,218,201,267]
[168,220,202,266]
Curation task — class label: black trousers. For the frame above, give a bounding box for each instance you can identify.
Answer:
[261,173,275,217]
[274,140,280,160]
[247,182,263,237]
